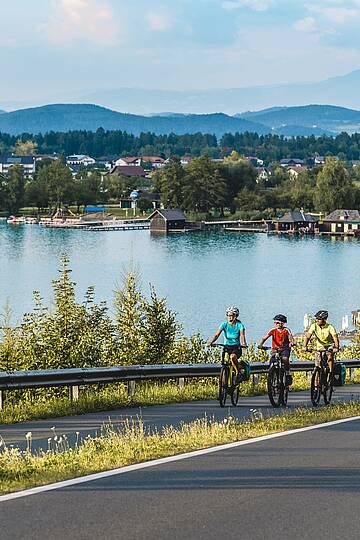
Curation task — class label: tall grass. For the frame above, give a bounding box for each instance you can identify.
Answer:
[1,400,360,496]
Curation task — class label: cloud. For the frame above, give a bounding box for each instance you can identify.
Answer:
[44,0,120,46]
[307,3,359,24]
[222,0,272,11]
[294,16,317,32]
[146,12,172,32]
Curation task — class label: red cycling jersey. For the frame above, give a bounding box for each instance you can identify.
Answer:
[264,327,291,350]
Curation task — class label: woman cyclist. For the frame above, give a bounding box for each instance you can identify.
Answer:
[303,310,339,375]
[208,306,248,383]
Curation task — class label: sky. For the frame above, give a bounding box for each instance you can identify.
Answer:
[0,0,360,108]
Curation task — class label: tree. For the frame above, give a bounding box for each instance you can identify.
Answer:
[219,159,257,212]
[183,156,227,214]
[314,157,355,213]
[104,173,137,201]
[74,171,103,211]
[13,139,38,156]
[3,164,25,214]
[137,198,153,212]
[37,159,75,211]
[153,158,185,209]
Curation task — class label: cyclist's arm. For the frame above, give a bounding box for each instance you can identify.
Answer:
[207,328,222,347]
[240,328,247,347]
[303,325,314,349]
[331,328,339,351]
[258,330,272,347]
[288,328,295,347]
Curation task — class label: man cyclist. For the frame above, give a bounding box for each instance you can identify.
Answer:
[208,306,248,383]
[258,314,294,385]
[303,310,339,375]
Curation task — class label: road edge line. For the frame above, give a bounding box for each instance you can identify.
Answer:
[1,414,360,502]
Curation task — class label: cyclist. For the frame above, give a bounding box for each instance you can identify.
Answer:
[303,310,339,375]
[258,314,294,385]
[208,306,248,383]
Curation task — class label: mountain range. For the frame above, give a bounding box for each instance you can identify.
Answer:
[0,103,360,138]
[77,70,360,115]
[2,69,360,115]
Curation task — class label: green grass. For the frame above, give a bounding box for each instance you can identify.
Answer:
[1,400,360,495]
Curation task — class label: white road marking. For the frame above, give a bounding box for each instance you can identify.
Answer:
[1,414,360,503]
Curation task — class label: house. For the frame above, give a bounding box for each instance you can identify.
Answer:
[180,156,193,166]
[0,155,36,177]
[66,155,96,167]
[108,165,146,177]
[141,156,165,169]
[245,156,264,166]
[149,209,187,232]
[288,165,307,178]
[280,158,304,168]
[352,310,360,326]
[313,156,325,165]
[256,167,269,182]
[321,209,360,235]
[275,210,318,232]
[95,156,117,170]
[115,157,142,167]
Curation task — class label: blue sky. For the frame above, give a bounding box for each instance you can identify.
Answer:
[1,0,360,108]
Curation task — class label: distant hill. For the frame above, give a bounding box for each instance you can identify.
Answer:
[0,104,272,137]
[237,104,360,134]
[77,69,360,114]
[0,110,5,114]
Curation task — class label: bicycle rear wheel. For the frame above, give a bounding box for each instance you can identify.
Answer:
[282,380,289,406]
[230,370,240,406]
[267,366,282,407]
[219,366,228,408]
[311,369,322,406]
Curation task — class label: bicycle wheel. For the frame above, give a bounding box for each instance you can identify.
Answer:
[311,369,322,406]
[230,370,240,406]
[282,374,289,406]
[219,366,228,407]
[267,366,282,407]
[323,372,333,405]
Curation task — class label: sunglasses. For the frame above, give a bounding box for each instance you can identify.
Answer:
[274,321,283,324]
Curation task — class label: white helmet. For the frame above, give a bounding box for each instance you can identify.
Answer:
[226,306,239,317]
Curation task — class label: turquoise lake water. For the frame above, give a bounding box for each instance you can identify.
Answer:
[0,222,359,342]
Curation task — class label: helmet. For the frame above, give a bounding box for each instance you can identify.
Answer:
[315,310,328,320]
[273,314,287,323]
[226,306,239,317]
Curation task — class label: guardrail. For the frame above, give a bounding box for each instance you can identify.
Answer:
[0,359,359,410]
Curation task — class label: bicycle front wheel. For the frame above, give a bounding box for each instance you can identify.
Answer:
[230,370,240,406]
[219,366,228,408]
[267,366,282,407]
[311,369,322,406]
[323,372,333,405]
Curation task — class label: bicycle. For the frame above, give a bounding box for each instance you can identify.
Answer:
[259,346,291,407]
[308,348,334,406]
[212,344,248,407]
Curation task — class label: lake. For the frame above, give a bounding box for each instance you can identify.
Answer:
[1,222,359,342]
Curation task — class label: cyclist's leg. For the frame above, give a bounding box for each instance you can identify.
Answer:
[229,346,242,382]
[314,352,321,385]
[282,350,292,385]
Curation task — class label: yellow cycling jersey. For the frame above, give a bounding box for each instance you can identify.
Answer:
[307,322,337,351]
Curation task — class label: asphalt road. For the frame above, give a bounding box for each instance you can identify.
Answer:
[1,384,360,453]
[1,417,360,539]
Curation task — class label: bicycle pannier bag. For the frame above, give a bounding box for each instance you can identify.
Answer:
[332,362,346,387]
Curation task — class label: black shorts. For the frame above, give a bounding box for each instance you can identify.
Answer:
[223,345,242,360]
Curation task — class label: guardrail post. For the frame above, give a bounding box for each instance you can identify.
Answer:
[178,377,185,389]
[127,380,136,397]
[0,390,3,411]
[69,385,79,401]
[349,368,353,380]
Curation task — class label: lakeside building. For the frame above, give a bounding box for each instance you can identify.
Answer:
[280,158,305,167]
[274,211,318,233]
[0,155,36,177]
[322,209,360,235]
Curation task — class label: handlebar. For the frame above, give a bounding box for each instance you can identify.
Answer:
[258,346,286,352]
[210,343,248,349]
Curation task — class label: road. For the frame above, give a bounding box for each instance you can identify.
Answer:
[1,384,360,453]
[1,416,360,539]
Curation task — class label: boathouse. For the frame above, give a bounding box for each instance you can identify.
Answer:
[275,211,318,233]
[321,209,360,235]
[149,209,186,232]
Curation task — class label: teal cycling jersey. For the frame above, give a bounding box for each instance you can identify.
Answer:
[219,321,245,346]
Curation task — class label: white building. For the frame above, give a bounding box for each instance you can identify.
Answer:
[66,155,96,167]
[0,155,36,177]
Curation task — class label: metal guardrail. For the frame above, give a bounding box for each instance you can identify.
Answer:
[0,359,359,391]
